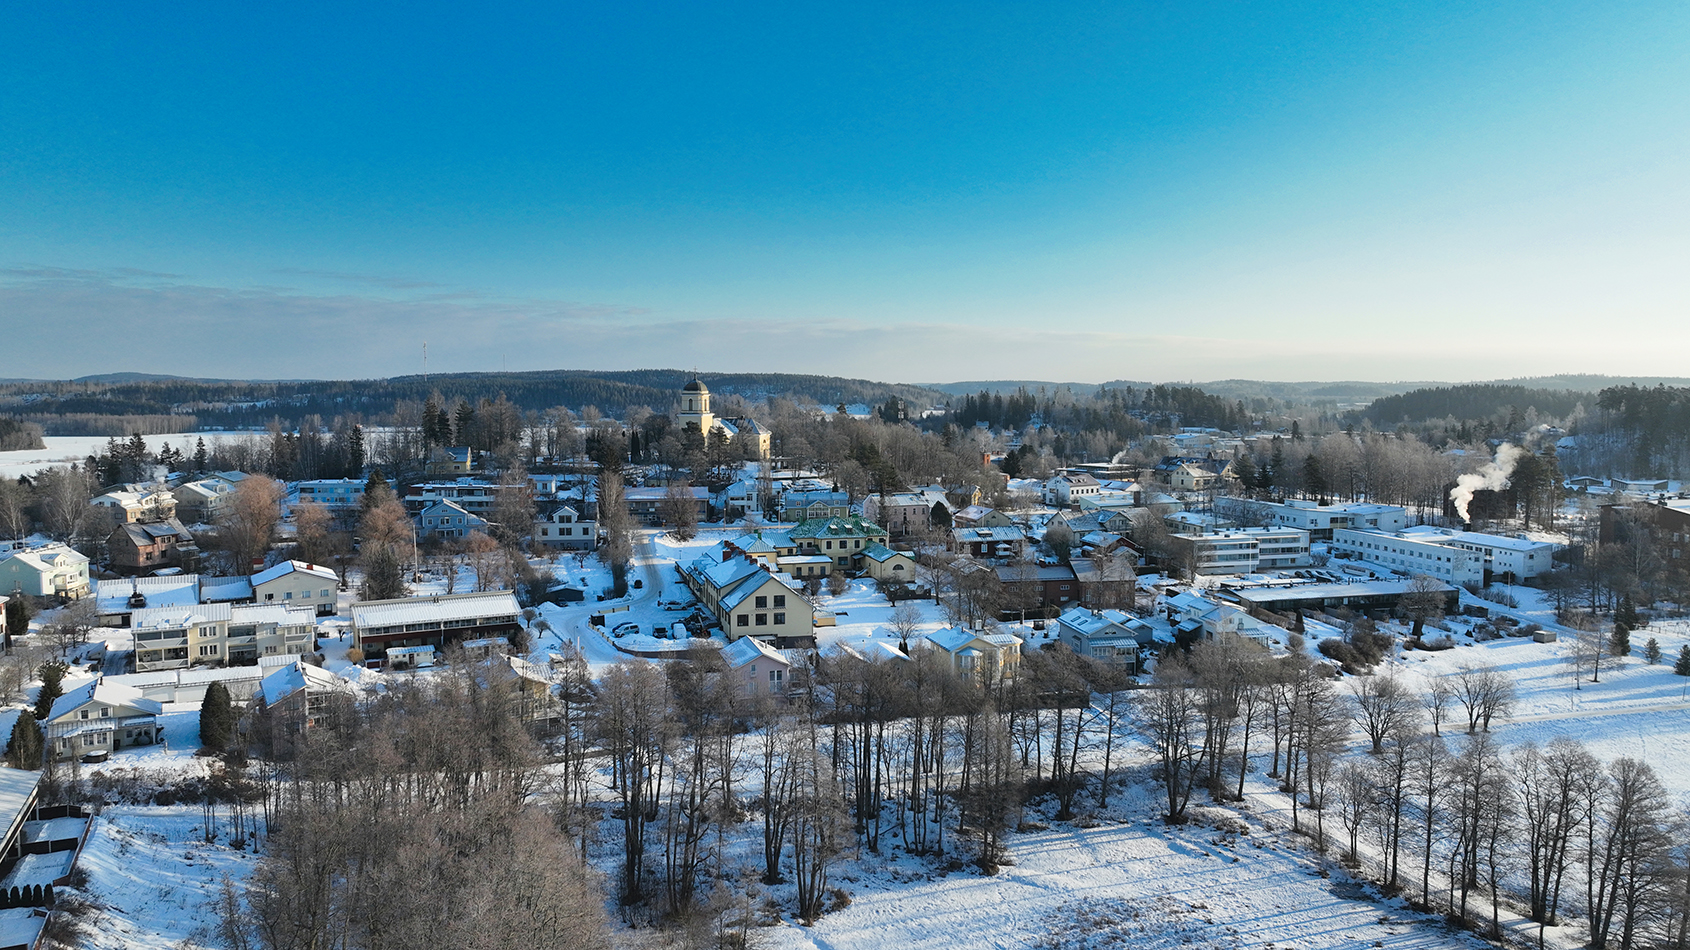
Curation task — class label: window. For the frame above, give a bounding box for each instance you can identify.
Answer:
[265,593,275,601]
[755,595,768,609]
[200,644,220,656]
[825,540,833,550]
[100,706,111,718]
[755,613,768,626]
[773,612,785,625]
[321,589,331,598]
[737,614,749,627]
[770,669,783,684]
[773,595,786,608]
[284,591,294,600]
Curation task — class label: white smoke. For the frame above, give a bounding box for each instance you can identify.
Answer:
[1449,442,1526,524]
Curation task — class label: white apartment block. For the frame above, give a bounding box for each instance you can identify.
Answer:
[1398,526,1557,580]
[1331,528,1485,586]
[1217,497,1409,540]
[132,602,317,672]
[1170,527,1311,574]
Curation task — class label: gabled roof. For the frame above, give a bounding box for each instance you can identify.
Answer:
[260,661,350,706]
[719,572,795,612]
[49,680,162,722]
[861,543,912,563]
[252,560,338,586]
[721,635,787,670]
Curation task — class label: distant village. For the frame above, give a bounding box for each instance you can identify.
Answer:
[0,374,1687,949]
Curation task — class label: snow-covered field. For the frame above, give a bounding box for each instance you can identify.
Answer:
[0,432,262,479]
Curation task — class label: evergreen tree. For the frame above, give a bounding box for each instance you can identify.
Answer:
[1616,594,1643,631]
[3,597,31,651]
[194,437,209,473]
[1232,453,1258,497]
[1645,638,1662,665]
[1610,622,1631,658]
[5,714,42,770]
[1675,645,1690,676]
[930,501,951,528]
[33,662,66,721]
[348,425,366,475]
[199,681,235,751]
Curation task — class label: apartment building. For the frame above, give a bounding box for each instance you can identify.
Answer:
[1330,528,1485,586]
[132,601,317,672]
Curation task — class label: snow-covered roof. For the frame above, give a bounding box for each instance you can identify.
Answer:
[229,603,317,626]
[131,602,233,631]
[349,591,520,629]
[260,661,350,706]
[252,560,338,586]
[200,576,254,602]
[95,575,202,615]
[721,636,788,670]
[48,680,162,722]
[861,543,911,563]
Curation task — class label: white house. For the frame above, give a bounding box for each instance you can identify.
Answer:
[1045,473,1102,508]
[533,505,597,551]
[925,627,1022,684]
[0,544,90,599]
[1054,606,1150,668]
[1216,497,1410,540]
[45,681,164,761]
[252,560,340,616]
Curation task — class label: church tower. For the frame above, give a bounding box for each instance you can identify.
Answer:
[677,377,715,435]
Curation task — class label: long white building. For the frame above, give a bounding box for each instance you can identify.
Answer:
[1330,529,1485,585]
[1217,497,1409,540]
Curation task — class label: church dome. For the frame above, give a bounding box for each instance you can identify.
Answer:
[682,377,709,395]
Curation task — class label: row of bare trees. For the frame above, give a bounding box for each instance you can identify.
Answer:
[1137,638,1690,948]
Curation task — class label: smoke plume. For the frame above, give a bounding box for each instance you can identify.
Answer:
[1449,442,1526,524]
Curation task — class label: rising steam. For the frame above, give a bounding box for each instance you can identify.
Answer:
[1449,443,1526,524]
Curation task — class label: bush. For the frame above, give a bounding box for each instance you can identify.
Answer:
[345,647,365,664]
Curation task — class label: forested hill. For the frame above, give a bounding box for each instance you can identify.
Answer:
[1360,384,1592,427]
[0,370,948,433]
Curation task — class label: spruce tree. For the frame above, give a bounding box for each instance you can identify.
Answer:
[1611,622,1631,658]
[200,682,234,751]
[1645,638,1662,665]
[1617,594,1642,631]
[193,437,209,473]
[33,662,66,721]
[6,714,42,769]
[1675,645,1690,677]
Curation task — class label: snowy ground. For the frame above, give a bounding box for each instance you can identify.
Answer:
[0,432,262,480]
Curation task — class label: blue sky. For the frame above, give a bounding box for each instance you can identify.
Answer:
[3,2,1686,382]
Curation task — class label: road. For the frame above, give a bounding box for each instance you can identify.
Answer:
[553,529,670,667]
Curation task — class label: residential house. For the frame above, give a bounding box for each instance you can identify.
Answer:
[787,516,889,573]
[349,590,522,664]
[44,681,163,761]
[480,653,559,723]
[106,519,197,575]
[1153,456,1235,492]
[251,560,340,616]
[924,627,1022,684]
[132,601,316,671]
[861,543,918,583]
[533,505,597,550]
[425,446,474,476]
[625,485,710,525]
[1054,606,1151,668]
[1044,472,1102,508]
[951,525,1028,560]
[402,478,502,516]
[992,563,1081,612]
[171,472,248,524]
[779,490,852,523]
[680,553,815,646]
[259,660,354,733]
[91,484,177,524]
[863,487,951,535]
[0,544,90,599]
[416,499,488,541]
[293,479,365,522]
[952,505,1014,529]
[98,576,203,626]
[720,636,790,697]
[1601,497,1690,567]
[1163,590,1275,645]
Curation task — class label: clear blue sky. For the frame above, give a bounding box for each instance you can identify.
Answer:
[3,2,1686,382]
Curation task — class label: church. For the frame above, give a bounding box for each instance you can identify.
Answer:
[677,377,773,457]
